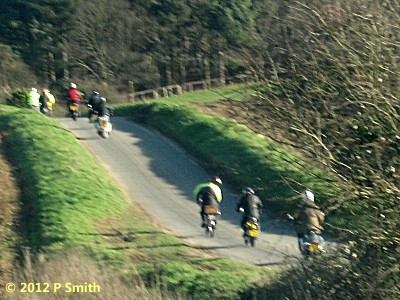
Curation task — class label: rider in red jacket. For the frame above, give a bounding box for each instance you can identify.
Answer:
[68,82,83,103]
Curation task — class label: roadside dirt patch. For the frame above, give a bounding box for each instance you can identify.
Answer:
[0,136,20,291]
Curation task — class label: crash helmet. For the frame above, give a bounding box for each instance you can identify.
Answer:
[92,90,99,95]
[70,82,77,89]
[211,176,222,186]
[241,187,255,195]
[30,87,37,92]
[41,88,49,93]
[302,189,315,202]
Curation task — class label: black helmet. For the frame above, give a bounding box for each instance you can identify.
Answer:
[92,90,99,95]
[241,187,255,195]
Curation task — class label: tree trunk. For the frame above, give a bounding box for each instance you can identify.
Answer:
[180,60,187,88]
[204,57,211,88]
[165,56,172,86]
[48,53,56,82]
[128,80,135,102]
[62,50,69,80]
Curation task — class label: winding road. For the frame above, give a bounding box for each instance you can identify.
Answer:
[58,116,301,267]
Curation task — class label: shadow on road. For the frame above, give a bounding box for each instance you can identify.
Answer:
[112,117,298,240]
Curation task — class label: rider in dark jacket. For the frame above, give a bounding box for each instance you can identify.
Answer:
[97,97,114,117]
[87,90,102,121]
[237,187,263,231]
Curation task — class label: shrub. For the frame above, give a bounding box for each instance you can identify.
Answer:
[6,89,27,108]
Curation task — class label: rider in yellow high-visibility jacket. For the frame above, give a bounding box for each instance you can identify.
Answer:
[27,87,40,111]
[193,176,223,227]
[40,88,56,114]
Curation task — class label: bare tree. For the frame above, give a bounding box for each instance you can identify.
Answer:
[244,0,399,298]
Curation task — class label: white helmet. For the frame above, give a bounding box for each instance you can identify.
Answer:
[302,190,315,202]
[242,187,255,195]
[211,176,222,185]
[70,82,77,89]
[30,87,37,92]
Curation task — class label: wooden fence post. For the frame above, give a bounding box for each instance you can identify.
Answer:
[153,91,159,99]
[162,87,168,97]
[187,83,193,93]
[176,85,183,95]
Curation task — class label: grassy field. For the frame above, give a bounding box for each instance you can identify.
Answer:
[157,83,255,103]
[0,105,276,300]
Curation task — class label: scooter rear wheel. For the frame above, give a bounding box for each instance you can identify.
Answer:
[206,226,215,238]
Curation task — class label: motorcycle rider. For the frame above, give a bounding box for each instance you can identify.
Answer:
[87,90,102,122]
[97,97,114,117]
[67,82,83,112]
[293,189,325,252]
[193,176,223,227]
[39,88,56,115]
[236,187,263,233]
[26,87,40,111]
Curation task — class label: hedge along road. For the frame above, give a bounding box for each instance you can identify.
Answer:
[58,116,300,267]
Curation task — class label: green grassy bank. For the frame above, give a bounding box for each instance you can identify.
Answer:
[0,105,275,300]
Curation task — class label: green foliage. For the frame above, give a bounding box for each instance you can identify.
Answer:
[138,259,274,300]
[138,0,191,27]
[6,89,28,108]
[198,0,257,44]
[0,0,78,77]
[153,260,271,300]
[0,0,266,86]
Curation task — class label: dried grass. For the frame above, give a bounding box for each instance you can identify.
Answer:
[3,249,183,300]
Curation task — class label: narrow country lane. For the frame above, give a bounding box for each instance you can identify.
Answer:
[58,116,301,267]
